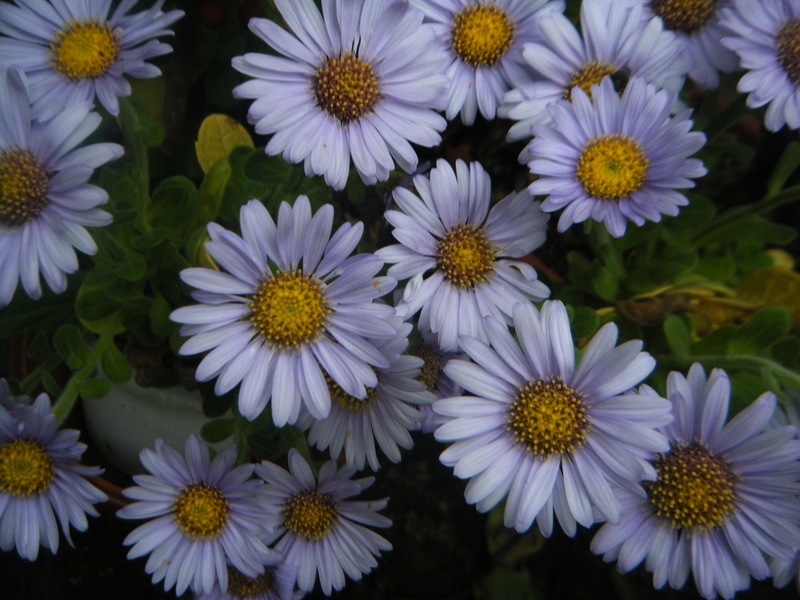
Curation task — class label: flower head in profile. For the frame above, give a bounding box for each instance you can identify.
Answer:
[377,158,550,352]
[257,449,392,595]
[171,197,397,426]
[0,0,184,119]
[500,0,686,141]
[118,435,273,597]
[300,316,436,471]
[193,551,300,600]
[620,0,738,90]
[721,0,800,131]
[0,67,123,307]
[0,390,106,561]
[0,378,29,421]
[409,0,564,125]
[232,0,449,191]
[526,76,707,238]
[591,364,800,600]
[434,300,672,536]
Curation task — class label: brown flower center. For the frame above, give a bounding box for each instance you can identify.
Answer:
[283,490,337,540]
[412,346,442,393]
[651,0,715,33]
[51,19,119,80]
[173,484,229,539]
[777,18,800,85]
[0,439,55,497]
[0,149,50,227]
[227,566,276,599]
[436,224,496,287]
[327,370,379,411]
[577,134,649,200]
[313,53,381,123]
[451,2,516,67]
[564,61,616,101]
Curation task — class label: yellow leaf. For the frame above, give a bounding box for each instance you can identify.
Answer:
[736,266,800,325]
[195,114,253,173]
[766,248,796,270]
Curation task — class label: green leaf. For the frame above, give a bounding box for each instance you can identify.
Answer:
[663,314,691,358]
[727,306,791,356]
[76,289,122,322]
[116,251,149,281]
[198,381,236,418]
[101,343,132,384]
[247,430,282,461]
[690,325,737,356]
[591,265,618,301]
[148,292,173,338]
[695,254,736,282]
[201,418,236,443]
[28,332,55,362]
[244,150,292,186]
[148,176,199,237]
[53,324,87,370]
[476,566,537,600]
[570,306,600,339]
[78,378,112,399]
[188,158,231,235]
[772,336,800,370]
[41,371,61,397]
[768,141,800,197]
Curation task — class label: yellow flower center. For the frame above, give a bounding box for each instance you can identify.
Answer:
[647,442,736,532]
[0,439,55,497]
[227,566,276,599]
[577,134,649,200]
[563,61,616,101]
[451,2,516,67]
[412,346,442,393]
[173,484,229,539]
[777,18,800,85]
[651,0,715,33]
[327,370,379,411]
[283,490,337,540]
[0,149,50,228]
[50,19,119,81]
[250,271,330,349]
[436,225,496,287]
[313,53,381,123]
[506,378,588,457]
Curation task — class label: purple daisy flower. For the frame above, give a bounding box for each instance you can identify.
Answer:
[526,76,707,238]
[377,158,550,352]
[0,378,30,421]
[118,435,273,597]
[192,551,300,600]
[170,197,397,427]
[0,0,184,119]
[0,66,123,307]
[0,392,106,561]
[409,0,565,125]
[232,0,449,191]
[721,0,800,131]
[299,315,436,471]
[499,0,686,141]
[591,364,800,600]
[434,300,672,535]
[257,449,392,595]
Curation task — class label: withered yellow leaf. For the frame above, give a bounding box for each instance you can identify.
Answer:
[736,266,800,325]
[195,114,253,173]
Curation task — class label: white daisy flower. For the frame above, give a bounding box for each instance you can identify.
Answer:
[0,66,123,307]
[257,449,392,595]
[0,0,184,119]
[409,0,565,125]
[500,0,687,141]
[170,197,397,427]
[232,0,450,191]
[377,158,550,352]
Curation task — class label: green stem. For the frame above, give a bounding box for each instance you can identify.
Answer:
[655,353,800,391]
[52,311,126,425]
[692,184,800,248]
[118,97,152,233]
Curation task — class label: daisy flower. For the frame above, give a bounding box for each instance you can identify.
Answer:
[408,0,565,125]
[0,378,29,421]
[376,158,550,352]
[0,66,123,307]
[0,392,106,561]
[434,300,672,535]
[170,197,397,427]
[591,364,800,600]
[118,435,273,597]
[721,0,800,131]
[620,0,739,90]
[257,449,393,595]
[193,552,300,600]
[299,316,436,471]
[231,0,449,191]
[526,76,707,238]
[499,0,686,141]
[0,0,184,119]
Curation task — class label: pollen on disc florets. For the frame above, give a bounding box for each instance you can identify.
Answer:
[0,149,50,228]
[563,61,616,101]
[777,18,800,85]
[651,0,715,33]
[50,19,120,81]
[647,442,737,532]
[250,271,330,349]
[577,134,649,200]
[436,224,496,287]
[283,490,338,540]
[506,378,589,457]
[227,565,276,599]
[313,52,381,123]
[451,2,516,67]
[173,484,229,539]
[0,439,55,497]
[326,370,378,411]
[412,346,442,393]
